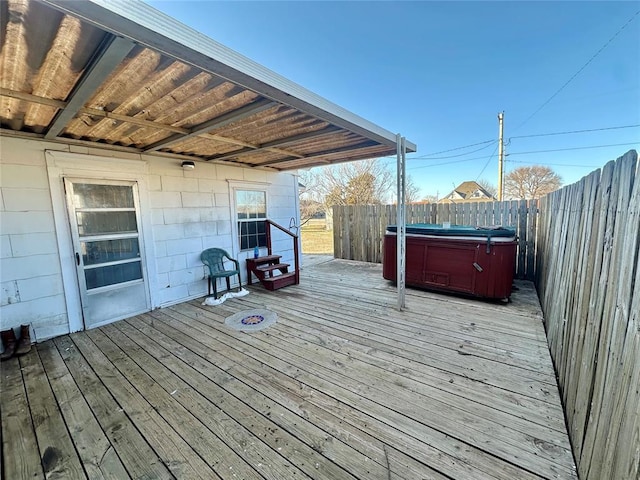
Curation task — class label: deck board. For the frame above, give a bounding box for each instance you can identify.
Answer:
[172,303,572,479]
[20,348,89,480]
[54,335,175,480]
[1,356,44,480]
[243,291,563,413]
[1,257,578,479]
[37,341,130,480]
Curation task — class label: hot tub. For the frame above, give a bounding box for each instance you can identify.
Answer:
[383,224,517,300]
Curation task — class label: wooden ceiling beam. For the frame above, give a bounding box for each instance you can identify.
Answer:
[40,0,417,153]
[207,126,343,162]
[0,88,188,134]
[143,98,277,152]
[274,149,396,171]
[0,88,280,148]
[1,88,388,169]
[253,140,380,168]
[0,127,283,171]
[0,88,66,109]
[45,34,136,139]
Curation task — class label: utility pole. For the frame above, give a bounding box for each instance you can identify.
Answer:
[497,111,504,201]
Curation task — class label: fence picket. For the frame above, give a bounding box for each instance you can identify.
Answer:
[333,200,534,279]
[535,150,639,480]
[327,150,639,480]
[526,200,537,279]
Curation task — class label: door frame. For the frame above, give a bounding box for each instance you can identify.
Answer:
[64,177,150,329]
[46,150,158,333]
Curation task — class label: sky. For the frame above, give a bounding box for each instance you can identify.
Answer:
[146,1,640,199]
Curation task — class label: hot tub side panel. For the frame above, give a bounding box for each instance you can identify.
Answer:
[383,234,517,299]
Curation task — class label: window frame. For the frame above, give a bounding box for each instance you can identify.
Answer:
[231,184,270,253]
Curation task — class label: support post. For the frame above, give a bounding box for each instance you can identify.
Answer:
[396,134,407,310]
[497,111,504,201]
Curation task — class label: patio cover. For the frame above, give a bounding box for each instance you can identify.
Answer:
[1,0,415,310]
[0,0,416,170]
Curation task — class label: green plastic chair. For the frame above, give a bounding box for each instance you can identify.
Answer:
[201,248,241,299]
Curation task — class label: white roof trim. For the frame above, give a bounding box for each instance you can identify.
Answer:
[40,0,417,153]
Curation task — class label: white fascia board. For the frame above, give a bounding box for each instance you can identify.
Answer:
[38,0,416,153]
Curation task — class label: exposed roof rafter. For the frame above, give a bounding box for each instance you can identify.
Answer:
[1,88,273,147]
[143,98,277,152]
[207,126,343,162]
[45,34,136,139]
[253,140,380,168]
[4,0,417,171]
[2,87,311,156]
[39,0,416,152]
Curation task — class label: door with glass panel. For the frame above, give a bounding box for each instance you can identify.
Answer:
[65,179,150,329]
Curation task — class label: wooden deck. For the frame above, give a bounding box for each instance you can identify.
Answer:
[1,257,577,479]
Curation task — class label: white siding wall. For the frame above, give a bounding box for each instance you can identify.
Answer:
[148,156,299,306]
[1,138,68,341]
[0,136,299,341]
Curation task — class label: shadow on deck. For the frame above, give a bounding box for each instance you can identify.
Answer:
[1,257,577,479]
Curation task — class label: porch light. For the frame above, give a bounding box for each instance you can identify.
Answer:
[181,161,195,169]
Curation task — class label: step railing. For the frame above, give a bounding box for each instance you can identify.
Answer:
[265,219,300,285]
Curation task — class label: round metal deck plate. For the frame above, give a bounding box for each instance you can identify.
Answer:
[224,309,277,332]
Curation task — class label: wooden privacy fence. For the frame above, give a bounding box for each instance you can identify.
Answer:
[333,200,538,279]
[535,150,639,480]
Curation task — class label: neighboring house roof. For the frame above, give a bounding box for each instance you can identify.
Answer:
[0,0,416,171]
[439,181,496,203]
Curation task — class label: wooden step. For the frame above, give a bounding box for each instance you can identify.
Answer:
[246,255,284,286]
[251,255,281,265]
[256,263,290,273]
[261,272,297,291]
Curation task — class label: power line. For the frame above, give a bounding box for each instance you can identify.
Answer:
[507,159,604,168]
[475,143,500,180]
[407,142,638,172]
[506,141,639,156]
[409,139,495,158]
[406,154,495,171]
[513,9,640,131]
[404,124,638,162]
[509,124,640,140]
[408,141,497,160]
[406,141,638,171]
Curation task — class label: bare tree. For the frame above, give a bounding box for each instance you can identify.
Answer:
[299,159,425,225]
[385,173,422,204]
[299,198,323,226]
[405,175,422,204]
[317,159,395,206]
[298,170,324,226]
[477,178,497,197]
[420,194,439,203]
[503,165,562,199]
[298,159,395,227]
[345,172,378,204]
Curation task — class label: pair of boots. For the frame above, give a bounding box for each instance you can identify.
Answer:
[0,325,31,361]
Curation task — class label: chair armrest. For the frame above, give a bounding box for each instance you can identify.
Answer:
[226,256,240,270]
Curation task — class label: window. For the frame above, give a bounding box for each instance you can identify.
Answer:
[70,182,143,290]
[236,190,267,250]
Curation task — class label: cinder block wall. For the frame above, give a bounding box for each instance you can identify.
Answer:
[147,156,299,305]
[1,139,68,341]
[0,136,300,341]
